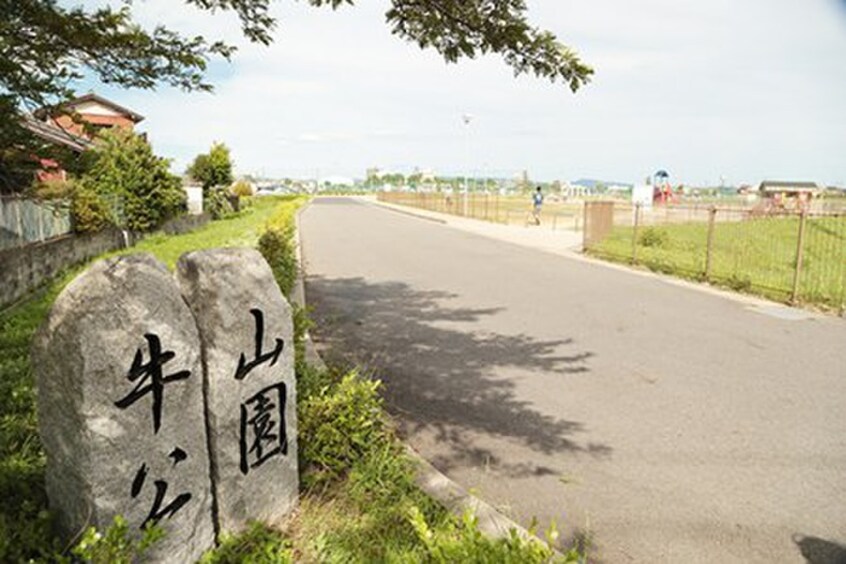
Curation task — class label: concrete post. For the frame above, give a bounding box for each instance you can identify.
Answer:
[704,206,717,280]
[632,203,642,265]
[791,210,808,305]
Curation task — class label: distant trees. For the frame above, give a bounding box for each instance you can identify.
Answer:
[187,142,234,193]
[406,172,423,188]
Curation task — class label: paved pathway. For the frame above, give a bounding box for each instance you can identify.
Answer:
[299,197,846,563]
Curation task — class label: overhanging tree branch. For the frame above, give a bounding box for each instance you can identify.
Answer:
[1,0,592,193]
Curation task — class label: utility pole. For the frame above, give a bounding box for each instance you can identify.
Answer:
[462,113,473,216]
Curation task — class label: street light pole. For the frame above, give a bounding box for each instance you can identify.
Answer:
[462,113,473,217]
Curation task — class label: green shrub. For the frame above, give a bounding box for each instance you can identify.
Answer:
[292,304,314,373]
[347,441,417,510]
[201,522,292,564]
[408,507,581,563]
[71,516,163,564]
[638,226,669,248]
[31,177,73,201]
[257,227,297,299]
[206,188,235,220]
[70,181,113,233]
[231,180,254,198]
[298,370,387,487]
[80,128,186,231]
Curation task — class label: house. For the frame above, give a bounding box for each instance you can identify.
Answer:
[23,93,144,183]
[758,180,823,198]
[33,93,144,139]
[758,180,822,200]
[757,180,823,211]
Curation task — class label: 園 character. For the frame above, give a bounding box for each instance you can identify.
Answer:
[114,333,190,434]
[239,382,287,475]
[234,309,284,381]
[130,447,192,529]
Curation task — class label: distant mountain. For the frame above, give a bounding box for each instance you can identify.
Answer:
[572,178,633,188]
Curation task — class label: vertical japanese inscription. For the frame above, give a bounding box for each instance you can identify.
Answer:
[176,247,298,534]
[236,309,288,475]
[235,309,284,381]
[115,332,193,528]
[114,333,190,434]
[239,382,287,475]
[130,450,192,528]
[32,253,215,564]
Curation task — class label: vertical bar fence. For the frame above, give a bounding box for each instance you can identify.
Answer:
[0,196,72,251]
[377,190,587,232]
[581,201,846,312]
[376,192,846,311]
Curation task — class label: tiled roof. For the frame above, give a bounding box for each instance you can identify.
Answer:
[22,116,91,152]
[34,93,144,123]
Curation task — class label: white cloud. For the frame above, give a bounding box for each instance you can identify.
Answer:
[76,0,846,184]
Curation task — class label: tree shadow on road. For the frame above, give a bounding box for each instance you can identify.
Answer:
[305,275,610,478]
[793,534,846,564]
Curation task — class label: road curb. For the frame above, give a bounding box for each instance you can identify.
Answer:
[292,199,551,547]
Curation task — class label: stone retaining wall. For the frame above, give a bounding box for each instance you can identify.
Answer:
[0,214,209,309]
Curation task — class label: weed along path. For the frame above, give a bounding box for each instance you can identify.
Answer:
[299,197,846,563]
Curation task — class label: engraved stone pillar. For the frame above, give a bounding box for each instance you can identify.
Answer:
[32,254,215,563]
[176,248,298,533]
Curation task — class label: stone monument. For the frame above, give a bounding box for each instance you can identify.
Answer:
[176,248,298,533]
[32,254,215,563]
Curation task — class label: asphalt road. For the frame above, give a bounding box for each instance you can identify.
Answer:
[299,197,846,563]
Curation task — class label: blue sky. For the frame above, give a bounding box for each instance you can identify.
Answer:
[78,0,846,186]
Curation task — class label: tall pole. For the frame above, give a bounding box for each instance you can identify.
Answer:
[462,114,472,216]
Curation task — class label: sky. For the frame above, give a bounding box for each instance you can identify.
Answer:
[76,0,846,186]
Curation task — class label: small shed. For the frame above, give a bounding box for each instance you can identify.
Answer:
[758,181,823,210]
[758,180,823,199]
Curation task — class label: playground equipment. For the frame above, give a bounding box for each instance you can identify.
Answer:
[652,169,678,205]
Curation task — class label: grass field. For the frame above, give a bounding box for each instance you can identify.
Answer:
[114,196,300,268]
[590,214,846,309]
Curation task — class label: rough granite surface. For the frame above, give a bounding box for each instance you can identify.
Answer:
[32,253,215,563]
[176,248,298,534]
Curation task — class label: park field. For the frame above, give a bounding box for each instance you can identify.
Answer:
[590,214,846,310]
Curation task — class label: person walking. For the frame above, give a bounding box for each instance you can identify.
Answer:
[531,185,544,225]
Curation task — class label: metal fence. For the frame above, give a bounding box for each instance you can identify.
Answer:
[584,202,846,311]
[0,197,72,251]
[377,191,585,231]
[377,192,846,310]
